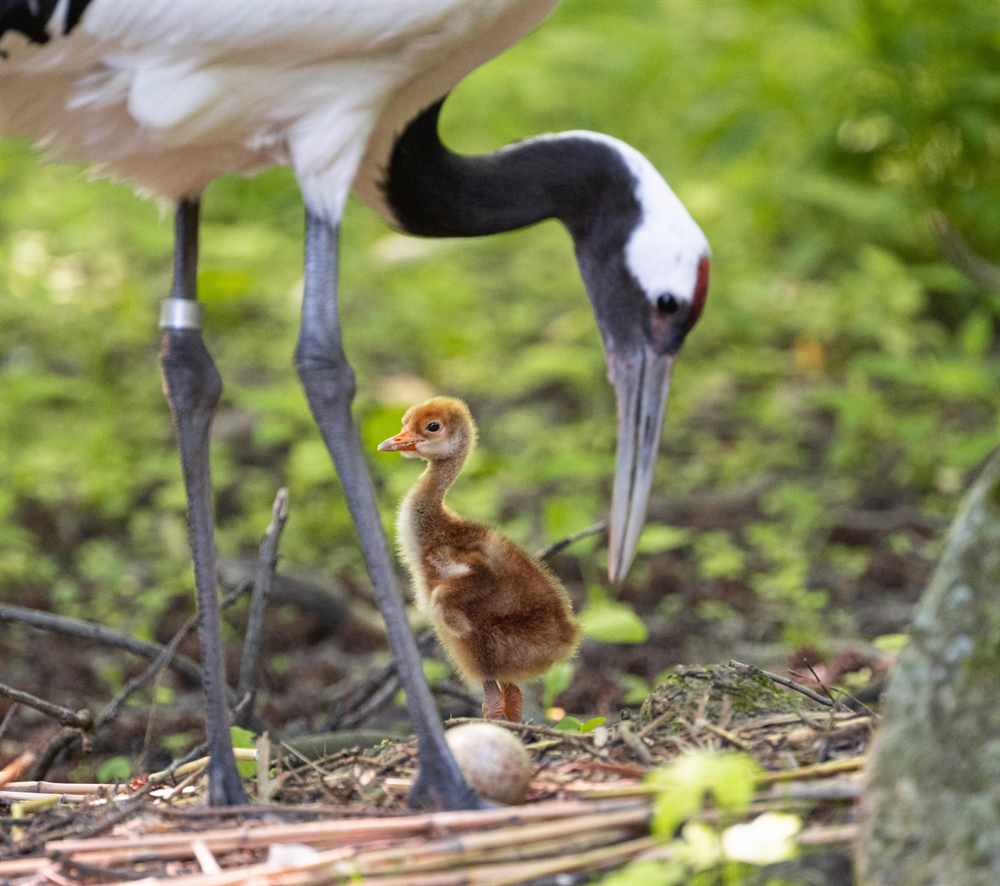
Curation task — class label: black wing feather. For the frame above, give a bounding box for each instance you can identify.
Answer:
[0,0,93,44]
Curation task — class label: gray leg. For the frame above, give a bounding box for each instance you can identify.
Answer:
[160,199,247,806]
[294,210,481,810]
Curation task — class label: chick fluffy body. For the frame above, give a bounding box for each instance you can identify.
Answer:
[380,397,581,693]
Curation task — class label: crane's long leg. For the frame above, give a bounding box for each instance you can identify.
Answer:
[159,199,247,806]
[295,210,481,811]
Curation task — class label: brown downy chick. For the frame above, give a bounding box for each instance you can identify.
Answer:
[378,397,580,721]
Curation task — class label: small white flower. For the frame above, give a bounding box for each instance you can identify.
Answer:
[722,812,801,865]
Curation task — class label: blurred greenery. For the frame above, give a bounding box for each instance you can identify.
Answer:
[604,751,782,885]
[1,0,997,664]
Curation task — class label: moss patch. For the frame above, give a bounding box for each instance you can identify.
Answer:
[639,664,813,733]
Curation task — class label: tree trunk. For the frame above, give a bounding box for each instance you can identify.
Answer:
[857,448,1000,885]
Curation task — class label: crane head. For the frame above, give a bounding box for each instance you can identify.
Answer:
[568,136,710,583]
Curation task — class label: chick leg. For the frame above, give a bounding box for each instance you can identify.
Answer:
[501,683,524,722]
[482,681,505,719]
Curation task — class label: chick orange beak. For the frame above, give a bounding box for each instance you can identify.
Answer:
[377,431,420,452]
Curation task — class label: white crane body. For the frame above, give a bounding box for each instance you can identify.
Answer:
[1,0,557,220]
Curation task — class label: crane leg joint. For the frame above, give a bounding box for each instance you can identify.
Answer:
[295,351,357,408]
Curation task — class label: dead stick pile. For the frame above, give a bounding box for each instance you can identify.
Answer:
[0,791,858,885]
[1,799,653,883]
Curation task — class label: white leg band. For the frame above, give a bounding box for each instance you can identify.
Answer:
[159,299,204,330]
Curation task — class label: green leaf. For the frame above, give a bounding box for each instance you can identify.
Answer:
[620,674,652,705]
[637,524,693,554]
[649,752,761,839]
[552,716,585,732]
[97,756,131,784]
[598,858,688,886]
[693,531,745,580]
[543,660,576,710]
[421,658,450,687]
[873,633,909,654]
[578,599,649,644]
[230,726,257,779]
[674,821,724,870]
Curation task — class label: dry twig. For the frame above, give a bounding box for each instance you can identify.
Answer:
[0,683,92,731]
[238,488,289,701]
[729,660,834,707]
[0,703,17,744]
[28,799,644,868]
[322,630,437,731]
[96,612,196,730]
[535,521,606,561]
[617,721,653,764]
[700,721,754,752]
[0,604,205,687]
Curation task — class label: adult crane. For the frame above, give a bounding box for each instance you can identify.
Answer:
[0,0,710,809]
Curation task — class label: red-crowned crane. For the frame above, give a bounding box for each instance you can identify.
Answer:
[0,0,710,809]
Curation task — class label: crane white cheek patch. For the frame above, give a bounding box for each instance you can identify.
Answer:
[510,130,708,305]
[614,143,708,305]
[566,132,709,305]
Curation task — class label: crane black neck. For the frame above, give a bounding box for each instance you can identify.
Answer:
[383,99,642,248]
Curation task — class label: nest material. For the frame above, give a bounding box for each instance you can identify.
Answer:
[0,665,870,884]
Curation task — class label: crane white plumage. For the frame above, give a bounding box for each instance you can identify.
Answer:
[1,0,710,809]
[1,0,551,217]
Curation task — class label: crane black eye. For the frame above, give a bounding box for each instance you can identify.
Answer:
[656,293,680,315]
[426,421,440,432]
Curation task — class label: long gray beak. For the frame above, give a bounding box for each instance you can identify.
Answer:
[608,349,675,582]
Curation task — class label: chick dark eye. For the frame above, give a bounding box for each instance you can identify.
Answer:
[426,421,440,432]
[656,293,680,315]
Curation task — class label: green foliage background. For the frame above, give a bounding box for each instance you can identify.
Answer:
[1,0,997,655]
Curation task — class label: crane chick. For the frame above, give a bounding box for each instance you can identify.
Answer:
[378,397,580,721]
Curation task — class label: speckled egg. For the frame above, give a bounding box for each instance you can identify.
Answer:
[445,723,532,805]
